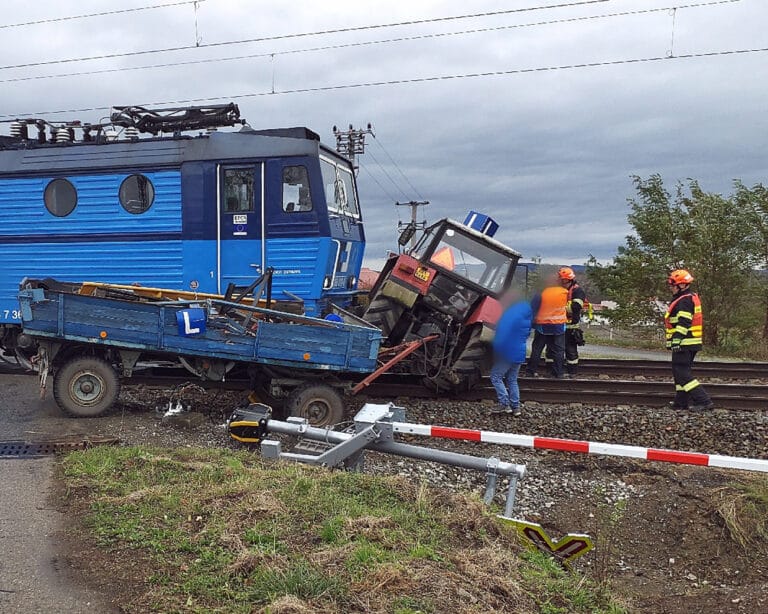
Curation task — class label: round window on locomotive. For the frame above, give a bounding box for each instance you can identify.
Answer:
[119,174,155,214]
[44,178,77,217]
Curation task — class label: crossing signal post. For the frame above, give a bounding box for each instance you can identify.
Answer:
[333,124,373,175]
[396,200,430,250]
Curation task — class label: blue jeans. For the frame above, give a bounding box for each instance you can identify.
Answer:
[490,359,522,407]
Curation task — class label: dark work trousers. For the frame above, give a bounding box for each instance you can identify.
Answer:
[527,331,565,378]
[565,329,580,375]
[671,348,711,407]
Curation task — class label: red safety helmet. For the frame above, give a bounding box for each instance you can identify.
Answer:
[668,269,694,285]
[558,267,576,281]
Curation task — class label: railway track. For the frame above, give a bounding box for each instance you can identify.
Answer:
[365,377,768,411]
[577,358,768,380]
[2,359,767,411]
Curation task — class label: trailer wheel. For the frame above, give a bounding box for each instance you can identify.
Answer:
[53,356,120,418]
[286,383,344,428]
[427,325,491,392]
[363,295,403,342]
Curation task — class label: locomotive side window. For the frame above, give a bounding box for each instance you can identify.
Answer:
[44,178,77,217]
[119,174,155,214]
[223,169,254,212]
[282,165,312,212]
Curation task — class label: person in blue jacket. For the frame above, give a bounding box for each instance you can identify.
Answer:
[490,290,532,416]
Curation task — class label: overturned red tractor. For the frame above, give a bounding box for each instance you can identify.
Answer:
[363,214,520,391]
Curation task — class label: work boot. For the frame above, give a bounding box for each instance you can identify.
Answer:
[689,401,715,411]
[667,401,688,410]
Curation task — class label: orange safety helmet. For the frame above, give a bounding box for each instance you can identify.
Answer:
[668,269,694,285]
[558,267,576,281]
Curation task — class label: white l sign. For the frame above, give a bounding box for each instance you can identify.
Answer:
[183,311,200,335]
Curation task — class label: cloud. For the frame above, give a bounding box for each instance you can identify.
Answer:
[2,0,766,268]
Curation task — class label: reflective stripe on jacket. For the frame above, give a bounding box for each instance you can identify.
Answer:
[665,291,703,348]
[566,283,586,329]
[535,286,568,325]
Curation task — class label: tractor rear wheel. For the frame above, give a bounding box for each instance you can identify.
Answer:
[426,325,491,392]
[53,356,120,418]
[363,295,404,342]
[286,383,345,428]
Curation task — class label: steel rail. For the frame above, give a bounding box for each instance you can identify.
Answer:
[2,361,767,410]
[362,379,768,411]
[577,358,768,379]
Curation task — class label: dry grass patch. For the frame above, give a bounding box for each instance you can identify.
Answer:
[715,476,768,554]
[62,446,625,613]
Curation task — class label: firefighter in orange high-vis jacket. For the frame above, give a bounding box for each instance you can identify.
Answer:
[665,269,713,411]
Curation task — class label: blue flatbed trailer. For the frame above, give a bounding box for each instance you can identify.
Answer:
[18,283,381,424]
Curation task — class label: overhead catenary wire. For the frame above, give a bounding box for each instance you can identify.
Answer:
[359,163,399,203]
[365,148,411,200]
[0,0,740,85]
[0,0,205,30]
[0,0,616,72]
[373,136,425,201]
[3,45,766,120]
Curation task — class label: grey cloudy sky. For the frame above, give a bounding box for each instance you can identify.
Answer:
[1,0,766,268]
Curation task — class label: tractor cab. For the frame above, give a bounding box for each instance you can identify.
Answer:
[409,218,520,299]
[363,212,522,391]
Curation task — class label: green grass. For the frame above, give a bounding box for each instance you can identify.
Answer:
[584,328,766,361]
[62,446,627,613]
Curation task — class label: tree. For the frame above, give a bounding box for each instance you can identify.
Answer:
[588,175,757,347]
[734,182,768,341]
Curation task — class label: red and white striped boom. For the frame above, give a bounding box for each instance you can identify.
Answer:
[392,422,768,473]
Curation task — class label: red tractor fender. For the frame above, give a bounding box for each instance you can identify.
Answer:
[465,296,502,329]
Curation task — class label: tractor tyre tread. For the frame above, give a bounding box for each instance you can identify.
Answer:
[363,296,404,342]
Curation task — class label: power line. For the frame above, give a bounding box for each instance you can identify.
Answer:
[0,0,204,30]
[0,0,614,71]
[365,148,411,200]
[359,163,399,203]
[3,45,766,119]
[0,0,739,86]
[373,137,425,201]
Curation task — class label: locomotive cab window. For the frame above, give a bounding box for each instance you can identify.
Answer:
[282,165,312,212]
[44,178,77,217]
[119,174,155,214]
[223,168,254,212]
[321,158,359,217]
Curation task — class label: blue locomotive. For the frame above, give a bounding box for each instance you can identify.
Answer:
[0,104,364,338]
